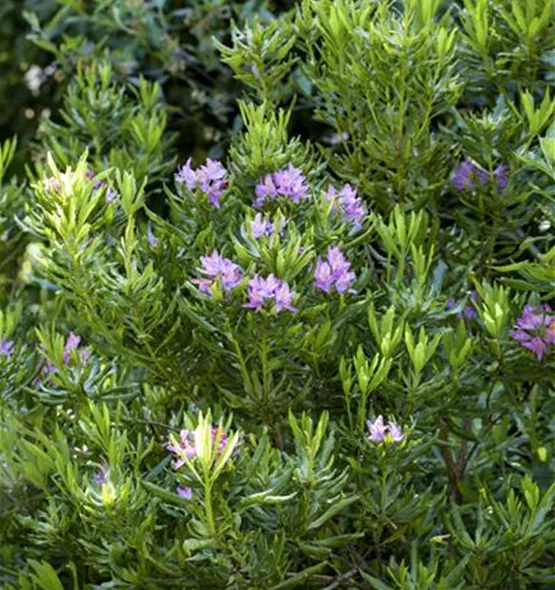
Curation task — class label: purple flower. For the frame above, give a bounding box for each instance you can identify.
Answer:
[366,415,404,444]
[192,278,213,295]
[367,415,387,442]
[167,429,197,470]
[327,184,367,230]
[0,339,14,358]
[175,158,197,190]
[93,464,109,486]
[244,274,297,314]
[273,164,309,203]
[250,213,274,239]
[510,304,555,361]
[177,485,193,499]
[314,246,356,294]
[197,159,226,190]
[249,214,285,239]
[254,164,308,208]
[36,332,89,384]
[175,158,228,208]
[63,332,81,363]
[193,250,242,295]
[167,427,230,470]
[494,165,508,189]
[91,177,116,202]
[451,159,508,191]
[274,281,297,313]
[254,174,279,208]
[388,423,404,443]
[446,291,478,320]
[314,259,334,293]
[451,160,488,190]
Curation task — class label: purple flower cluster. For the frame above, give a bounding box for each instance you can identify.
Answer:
[446,291,478,320]
[451,160,508,191]
[63,332,83,363]
[176,158,228,208]
[92,179,116,203]
[192,250,242,295]
[510,304,555,361]
[0,339,14,358]
[314,246,356,294]
[367,416,404,444]
[254,164,309,208]
[167,426,229,470]
[244,274,297,313]
[326,184,367,230]
[38,332,90,382]
[250,213,285,239]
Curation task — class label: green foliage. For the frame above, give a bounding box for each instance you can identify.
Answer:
[34,62,176,190]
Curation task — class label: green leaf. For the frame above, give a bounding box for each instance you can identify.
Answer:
[307,495,359,530]
[140,480,193,509]
[268,562,329,590]
[27,561,65,590]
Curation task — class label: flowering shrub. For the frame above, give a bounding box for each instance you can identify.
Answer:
[1,0,555,588]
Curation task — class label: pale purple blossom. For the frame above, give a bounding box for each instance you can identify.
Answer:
[254,174,279,208]
[175,158,197,189]
[167,427,229,470]
[510,304,555,361]
[192,250,242,295]
[167,429,197,470]
[193,278,214,295]
[250,213,274,238]
[91,177,116,202]
[314,246,356,294]
[177,485,193,499]
[175,158,228,208]
[326,184,367,230]
[273,164,309,203]
[254,164,308,208]
[367,415,404,444]
[494,165,508,189]
[244,274,297,313]
[0,339,14,358]
[36,332,89,384]
[367,415,387,442]
[250,213,285,239]
[93,464,109,486]
[63,332,81,364]
[446,291,478,320]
